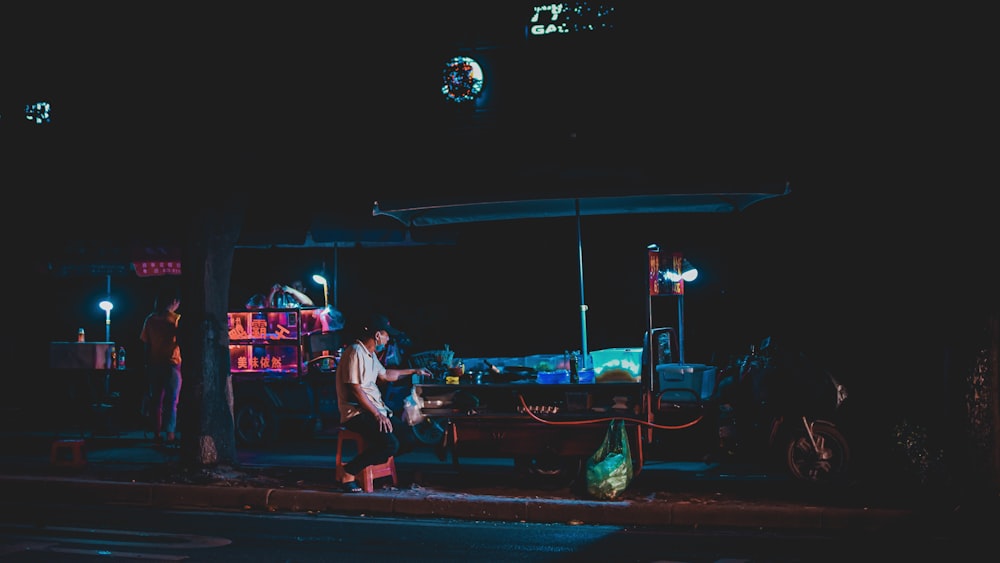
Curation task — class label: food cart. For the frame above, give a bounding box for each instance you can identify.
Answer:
[398,203,851,485]
[48,340,132,434]
[411,300,717,480]
[376,190,786,481]
[227,306,341,445]
[412,348,656,478]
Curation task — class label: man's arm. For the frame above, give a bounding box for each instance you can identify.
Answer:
[349,382,394,433]
[282,285,315,306]
[348,382,381,416]
[382,367,432,383]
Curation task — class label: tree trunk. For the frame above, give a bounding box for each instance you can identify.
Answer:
[177,200,244,468]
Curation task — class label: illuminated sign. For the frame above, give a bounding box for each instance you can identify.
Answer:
[526,2,616,38]
[441,56,485,103]
[133,260,181,277]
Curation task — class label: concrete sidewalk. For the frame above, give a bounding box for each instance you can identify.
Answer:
[0,428,983,533]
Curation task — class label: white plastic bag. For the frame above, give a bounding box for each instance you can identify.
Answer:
[402,387,426,426]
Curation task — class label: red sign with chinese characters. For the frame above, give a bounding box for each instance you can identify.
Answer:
[669,252,684,296]
[133,261,182,277]
[131,245,181,277]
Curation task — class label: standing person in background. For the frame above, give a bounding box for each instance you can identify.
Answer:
[139,288,182,446]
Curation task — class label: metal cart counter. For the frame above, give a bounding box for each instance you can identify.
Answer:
[415,380,646,474]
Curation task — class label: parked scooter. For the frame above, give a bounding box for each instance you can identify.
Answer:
[713,336,852,485]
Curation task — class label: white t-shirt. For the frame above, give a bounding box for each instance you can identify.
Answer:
[335,340,390,422]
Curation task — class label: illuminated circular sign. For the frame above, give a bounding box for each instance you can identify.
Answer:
[441,56,484,104]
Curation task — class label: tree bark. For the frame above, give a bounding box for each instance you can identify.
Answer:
[177,199,245,468]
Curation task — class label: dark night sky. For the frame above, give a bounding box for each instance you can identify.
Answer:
[6,4,918,175]
[8,3,992,411]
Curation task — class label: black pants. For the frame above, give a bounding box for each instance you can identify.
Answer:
[342,411,401,477]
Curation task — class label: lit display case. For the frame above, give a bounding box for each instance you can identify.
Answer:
[228,308,307,378]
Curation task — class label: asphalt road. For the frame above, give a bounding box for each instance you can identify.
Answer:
[0,502,982,562]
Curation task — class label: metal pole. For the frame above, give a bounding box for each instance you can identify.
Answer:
[645,245,658,443]
[575,199,588,359]
[320,260,330,308]
[677,295,685,365]
[104,274,111,397]
[333,248,339,309]
[105,274,112,342]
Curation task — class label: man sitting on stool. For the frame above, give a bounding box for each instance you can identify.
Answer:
[334,314,431,492]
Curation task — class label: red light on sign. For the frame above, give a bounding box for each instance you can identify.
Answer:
[133,261,181,277]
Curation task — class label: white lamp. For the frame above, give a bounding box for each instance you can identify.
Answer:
[99,300,114,342]
[312,274,329,308]
[662,259,698,283]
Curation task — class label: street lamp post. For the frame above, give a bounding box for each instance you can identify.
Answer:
[99,300,113,343]
[312,274,329,308]
[648,245,699,366]
[661,254,698,365]
[98,299,114,399]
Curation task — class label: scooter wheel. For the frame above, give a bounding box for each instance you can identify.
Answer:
[784,420,852,486]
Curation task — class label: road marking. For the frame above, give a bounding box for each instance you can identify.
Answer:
[0,524,231,552]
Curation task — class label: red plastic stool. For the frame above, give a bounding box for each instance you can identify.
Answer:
[335,427,397,492]
[50,439,87,468]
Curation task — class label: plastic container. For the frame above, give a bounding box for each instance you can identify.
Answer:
[537,370,570,384]
[655,363,717,400]
[590,348,642,378]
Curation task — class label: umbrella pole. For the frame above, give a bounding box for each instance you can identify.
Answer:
[575,199,588,360]
[333,247,339,309]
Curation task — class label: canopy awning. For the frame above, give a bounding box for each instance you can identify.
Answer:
[372,184,791,227]
[373,183,791,359]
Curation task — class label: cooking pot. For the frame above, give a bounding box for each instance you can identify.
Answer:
[476,366,533,383]
[479,360,534,379]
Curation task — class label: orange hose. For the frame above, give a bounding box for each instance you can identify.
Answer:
[516,394,702,430]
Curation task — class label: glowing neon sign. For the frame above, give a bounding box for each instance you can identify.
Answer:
[526,2,616,38]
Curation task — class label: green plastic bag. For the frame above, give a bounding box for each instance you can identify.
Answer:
[585,419,634,500]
